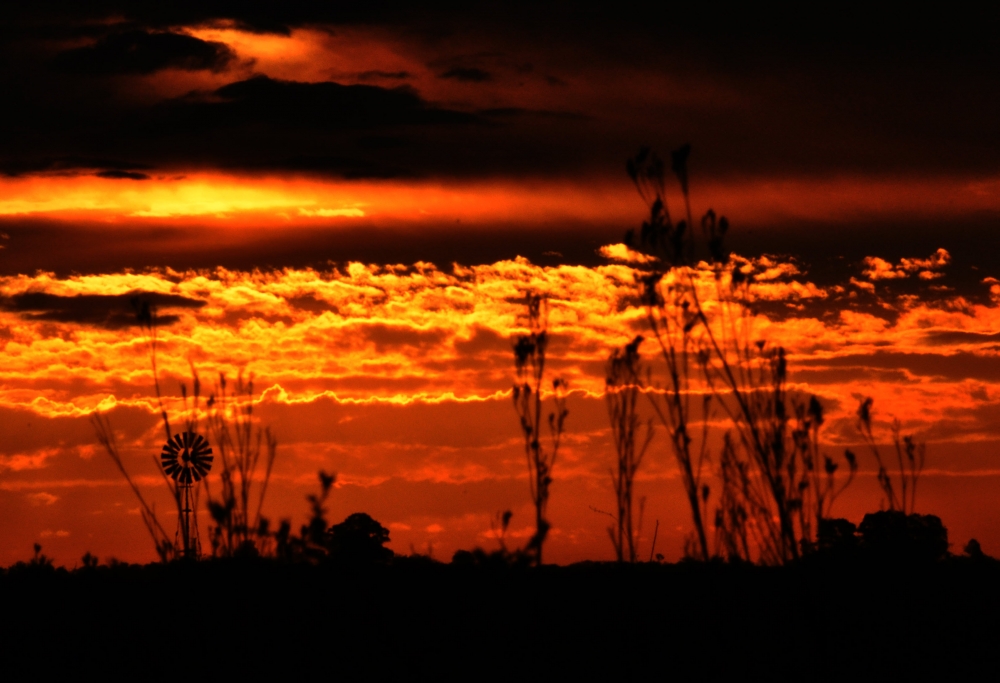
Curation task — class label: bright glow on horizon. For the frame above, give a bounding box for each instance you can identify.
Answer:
[1,173,997,226]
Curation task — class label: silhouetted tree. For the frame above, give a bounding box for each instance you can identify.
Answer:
[328,513,394,565]
[272,472,394,565]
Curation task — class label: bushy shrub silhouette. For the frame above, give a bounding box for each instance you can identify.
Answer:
[272,473,394,565]
[817,518,860,555]
[80,552,99,570]
[811,512,949,562]
[451,547,532,569]
[858,510,949,562]
[277,470,334,562]
[964,538,986,560]
[6,544,59,576]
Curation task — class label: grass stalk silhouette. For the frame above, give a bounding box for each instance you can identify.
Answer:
[512,294,568,566]
[91,299,232,561]
[131,298,209,557]
[857,397,925,514]
[203,371,278,557]
[277,470,336,562]
[91,411,175,561]
[490,509,514,555]
[91,299,191,561]
[605,336,653,562]
[708,359,857,562]
[627,146,857,563]
[626,145,718,561]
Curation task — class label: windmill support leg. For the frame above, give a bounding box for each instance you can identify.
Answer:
[182,484,192,558]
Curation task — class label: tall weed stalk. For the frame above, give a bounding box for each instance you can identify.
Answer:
[857,397,925,514]
[627,147,856,563]
[605,336,653,562]
[92,299,195,560]
[204,372,278,557]
[512,294,568,565]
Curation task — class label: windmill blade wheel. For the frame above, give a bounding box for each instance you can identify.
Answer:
[160,431,214,483]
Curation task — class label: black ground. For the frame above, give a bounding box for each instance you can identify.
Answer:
[2,556,997,680]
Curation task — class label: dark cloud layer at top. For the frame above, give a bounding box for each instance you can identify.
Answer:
[9,3,999,48]
[3,3,1000,182]
[2,73,481,179]
[3,0,1000,287]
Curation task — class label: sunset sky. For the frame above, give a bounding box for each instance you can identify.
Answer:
[3,4,1000,566]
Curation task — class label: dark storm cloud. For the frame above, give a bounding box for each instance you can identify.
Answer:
[2,291,205,329]
[53,30,235,75]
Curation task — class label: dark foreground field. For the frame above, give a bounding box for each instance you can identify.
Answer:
[2,556,998,680]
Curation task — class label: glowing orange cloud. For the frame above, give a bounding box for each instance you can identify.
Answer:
[3,252,1000,567]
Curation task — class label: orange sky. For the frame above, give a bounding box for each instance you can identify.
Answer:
[3,8,1000,566]
[4,247,1000,565]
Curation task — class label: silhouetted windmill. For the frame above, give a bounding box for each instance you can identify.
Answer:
[161,431,213,557]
